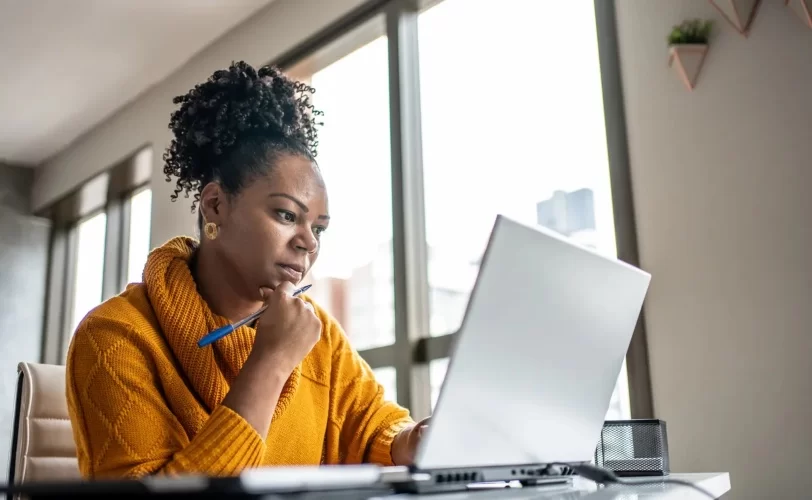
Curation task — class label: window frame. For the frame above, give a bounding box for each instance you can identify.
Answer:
[62,208,108,356]
[273,0,653,420]
[39,146,152,365]
[592,0,654,420]
[121,185,154,287]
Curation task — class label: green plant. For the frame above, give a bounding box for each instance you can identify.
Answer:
[667,19,713,45]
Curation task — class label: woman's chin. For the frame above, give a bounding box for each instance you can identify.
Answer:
[263,277,301,292]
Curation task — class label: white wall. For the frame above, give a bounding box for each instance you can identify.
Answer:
[0,164,48,477]
[616,1,812,499]
[32,0,367,245]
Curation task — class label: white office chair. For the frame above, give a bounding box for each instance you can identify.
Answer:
[7,362,80,493]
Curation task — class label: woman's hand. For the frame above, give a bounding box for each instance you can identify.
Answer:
[221,282,320,439]
[391,417,430,465]
[253,281,322,375]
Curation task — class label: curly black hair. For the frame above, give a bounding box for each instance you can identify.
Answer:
[163,61,323,212]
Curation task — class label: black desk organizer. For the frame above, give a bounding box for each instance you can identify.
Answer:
[594,419,670,477]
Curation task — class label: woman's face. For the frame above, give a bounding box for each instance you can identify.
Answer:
[200,153,329,298]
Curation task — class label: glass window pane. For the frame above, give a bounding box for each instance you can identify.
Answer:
[429,357,449,411]
[372,366,397,403]
[70,212,107,335]
[127,188,152,284]
[605,360,631,421]
[296,24,395,351]
[419,0,630,418]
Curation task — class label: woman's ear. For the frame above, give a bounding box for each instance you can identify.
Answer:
[199,182,226,226]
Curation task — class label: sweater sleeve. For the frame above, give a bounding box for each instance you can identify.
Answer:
[66,317,266,478]
[324,316,414,466]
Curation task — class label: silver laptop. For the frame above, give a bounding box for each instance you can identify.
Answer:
[408,214,651,486]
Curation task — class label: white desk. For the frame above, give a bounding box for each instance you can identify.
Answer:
[382,473,731,499]
[10,471,730,499]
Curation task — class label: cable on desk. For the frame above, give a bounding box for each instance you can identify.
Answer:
[547,463,716,499]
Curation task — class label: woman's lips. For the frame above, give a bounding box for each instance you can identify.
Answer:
[277,263,303,282]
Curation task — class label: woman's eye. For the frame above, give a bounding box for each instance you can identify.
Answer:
[276,210,295,222]
[313,226,327,237]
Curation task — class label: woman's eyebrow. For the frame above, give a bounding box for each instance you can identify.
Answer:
[269,192,329,220]
[269,192,308,212]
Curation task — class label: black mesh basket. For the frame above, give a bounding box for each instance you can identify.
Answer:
[594,419,669,477]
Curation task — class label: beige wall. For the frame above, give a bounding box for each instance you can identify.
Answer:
[616,1,812,498]
[32,0,367,245]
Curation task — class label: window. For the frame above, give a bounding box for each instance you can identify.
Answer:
[126,188,153,284]
[290,19,395,352]
[43,149,153,364]
[372,366,398,402]
[270,0,649,417]
[68,212,107,335]
[429,357,449,411]
[605,362,631,420]
[420,0,617,334]
[417,0,631,418]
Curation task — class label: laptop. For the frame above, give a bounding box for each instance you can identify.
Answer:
[6,214,650,498]
[397,214,651,492]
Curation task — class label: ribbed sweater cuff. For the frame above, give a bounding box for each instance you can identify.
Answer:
[168,405,266,476]
[367,419,412,466]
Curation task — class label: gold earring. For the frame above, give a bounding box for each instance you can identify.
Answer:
[203,222,219,240]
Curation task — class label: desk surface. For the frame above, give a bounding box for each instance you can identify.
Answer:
[386,473,731,499]
[14,472,730,500]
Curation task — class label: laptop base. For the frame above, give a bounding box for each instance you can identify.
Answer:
[392,463,578,494]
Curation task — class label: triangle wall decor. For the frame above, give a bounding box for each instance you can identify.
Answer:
[668,44,709,91]
[786,0,812,29]
[709,0,763,36]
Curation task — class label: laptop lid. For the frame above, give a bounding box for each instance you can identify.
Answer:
[414,215,651,470]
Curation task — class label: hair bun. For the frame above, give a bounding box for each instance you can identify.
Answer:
[163,61,322,211]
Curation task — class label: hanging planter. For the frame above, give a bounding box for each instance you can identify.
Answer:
[785,0,812,29]
[709,0,762,37]
[667,20,713,91]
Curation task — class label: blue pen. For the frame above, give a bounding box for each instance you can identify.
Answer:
[197,284,312,348]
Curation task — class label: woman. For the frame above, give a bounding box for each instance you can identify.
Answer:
[66,61,426,479]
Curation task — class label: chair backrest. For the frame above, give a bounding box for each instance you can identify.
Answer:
[7,362,79,489]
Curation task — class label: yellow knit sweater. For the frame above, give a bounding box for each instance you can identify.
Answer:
[66,237,413,479]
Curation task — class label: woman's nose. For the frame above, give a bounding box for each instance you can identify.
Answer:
[295,229,319,253]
